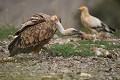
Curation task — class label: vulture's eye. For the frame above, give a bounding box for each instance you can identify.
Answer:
[72,30,77,32]
[72,30,80,35]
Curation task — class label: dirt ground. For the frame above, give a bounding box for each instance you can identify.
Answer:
[0,38,120,80]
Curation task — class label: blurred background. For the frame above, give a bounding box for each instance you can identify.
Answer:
[0,0,120,30]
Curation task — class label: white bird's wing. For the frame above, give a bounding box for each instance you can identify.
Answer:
[84,16,115,33]
[101,21,115,33]
[85,16,102,28]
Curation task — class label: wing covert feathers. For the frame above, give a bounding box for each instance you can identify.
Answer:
[14,13,47,36]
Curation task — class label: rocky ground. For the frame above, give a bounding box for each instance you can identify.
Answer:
[0,38,120,80]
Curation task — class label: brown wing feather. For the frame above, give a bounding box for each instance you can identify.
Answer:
[14,13,47,36]
[8,13,57,56]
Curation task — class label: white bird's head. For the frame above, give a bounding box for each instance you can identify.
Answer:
[79,6,88,12]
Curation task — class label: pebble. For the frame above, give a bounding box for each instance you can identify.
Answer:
[80,72,92,77]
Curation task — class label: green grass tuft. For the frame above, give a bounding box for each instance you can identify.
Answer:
[113,29,120,38]
[0,27,17,39]
[51,40,120,57]
[51,40,94,57]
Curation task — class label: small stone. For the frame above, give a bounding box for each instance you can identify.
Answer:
[80,73,92,77]
[0,57,16,62]
[53,35,59,39]
[108,76,113,80]
[0,46,4,52]
[41,75,59,80]
[56,74,63,79]
[100,45,106,48]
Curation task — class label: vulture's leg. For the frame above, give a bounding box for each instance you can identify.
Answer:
[42,44,54,57]
[0,57,16,62]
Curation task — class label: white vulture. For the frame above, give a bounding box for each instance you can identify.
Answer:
[8,13,81,57]
[79,6,115,34]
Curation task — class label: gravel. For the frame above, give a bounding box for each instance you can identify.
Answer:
[0,38,120,80]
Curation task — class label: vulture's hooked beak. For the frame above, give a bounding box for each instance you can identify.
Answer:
[72,30,83,35]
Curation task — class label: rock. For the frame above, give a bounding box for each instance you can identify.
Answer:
[98,32,113,39]
[91,47,118,59]
[53,35,59,39]
[41,75,59,80]
[107,52,119,59]
[0,57,16,62]
[91,48,107,57]
[100,45,106,48]
[80,72,92,77]
[0,46,4,52]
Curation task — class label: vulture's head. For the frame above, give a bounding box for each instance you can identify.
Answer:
[51,15,81,36]
[63,28,82,36]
